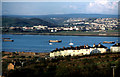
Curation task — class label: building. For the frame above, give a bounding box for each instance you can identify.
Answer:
[8,63,14,70]
[90,43,107,54]
[33,25,48,30]
[50,43,107,58]
[110,43,120,52]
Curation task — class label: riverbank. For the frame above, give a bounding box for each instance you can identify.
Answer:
[3,32,120,37]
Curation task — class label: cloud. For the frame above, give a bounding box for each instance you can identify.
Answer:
[68,5,78,10]
[86,0,118,15]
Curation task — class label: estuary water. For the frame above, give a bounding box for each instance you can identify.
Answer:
[2,34,119,52]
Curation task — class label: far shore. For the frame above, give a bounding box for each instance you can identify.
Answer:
[2,32,120,37]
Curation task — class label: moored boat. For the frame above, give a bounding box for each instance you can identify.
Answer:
[49,43,53,45]
[69,39,73,45]
[103,41,115,44]
[69,42,73,45]
[49,40,62,43]
[3,39,14,42]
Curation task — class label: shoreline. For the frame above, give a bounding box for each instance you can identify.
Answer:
[2,32,120,37]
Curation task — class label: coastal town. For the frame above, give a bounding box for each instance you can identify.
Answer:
[2,18,118,33]
[2,1,120,77]
[2,16,120,77]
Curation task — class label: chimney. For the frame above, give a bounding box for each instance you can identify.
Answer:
[70,46,73,48]
[116,43,118,45]
[75,46,77,49]
[84,45,86,48]
[86,45,88,48]
[56,48,58,50]
[63,47,65,49]
[98,43,101,47]
[93,44,95,47]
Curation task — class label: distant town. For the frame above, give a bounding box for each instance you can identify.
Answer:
[2,18,118,33]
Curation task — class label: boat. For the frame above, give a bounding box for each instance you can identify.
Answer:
[49,40,62,43]
[49,43,53,45]
[69,39,74,45]
[69,42,74,45]
[103,41,115,44]
[3,39,14,42]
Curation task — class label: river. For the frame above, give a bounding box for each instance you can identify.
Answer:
[2,34,119,52]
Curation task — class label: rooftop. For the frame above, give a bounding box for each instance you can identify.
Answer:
[51,44,107,53]
[112,43,120,47]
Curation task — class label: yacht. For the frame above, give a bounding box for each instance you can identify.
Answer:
[49,43,53,45]
[69,42,74,45]
[69,39,74,45]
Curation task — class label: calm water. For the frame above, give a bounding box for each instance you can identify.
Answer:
[2,34,119,52]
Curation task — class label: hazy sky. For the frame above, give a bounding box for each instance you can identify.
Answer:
[2,0,119,15]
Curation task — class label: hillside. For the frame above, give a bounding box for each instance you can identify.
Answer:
[2,16,58,27]
[2,14,118,27]
[2,52,120,77]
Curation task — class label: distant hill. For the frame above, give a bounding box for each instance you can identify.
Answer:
[2,16,58,27]
[2,14,118,27]
[3,13,118,18]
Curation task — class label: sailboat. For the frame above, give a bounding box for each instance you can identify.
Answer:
[49,43,53,45]
[69,39,74,45]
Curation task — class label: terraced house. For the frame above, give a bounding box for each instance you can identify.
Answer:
[50,43,107,57]
[110,43,120,52]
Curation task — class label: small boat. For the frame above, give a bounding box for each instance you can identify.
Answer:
[49,40,62,43]
[49,43,53,45]
[69,39,73,45]
[103,41,115,44]
[3,39,14,42]
[69,42,73,45]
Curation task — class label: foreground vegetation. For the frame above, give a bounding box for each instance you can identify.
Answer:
[2,52,120,77]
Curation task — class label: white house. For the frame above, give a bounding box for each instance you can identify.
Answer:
[90,43,107,54]
[110,43,120,52]
[33,25,48,30]
[50,44,107,58]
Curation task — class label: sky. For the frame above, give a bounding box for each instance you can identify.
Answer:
[2,0,119,15]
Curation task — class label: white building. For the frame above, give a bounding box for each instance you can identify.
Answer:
[50,44,107,57]
[33,25,48,30]
[110,43,120,52]
[90,43,107,54]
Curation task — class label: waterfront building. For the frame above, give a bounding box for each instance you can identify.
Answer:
[110,43,120,52]
[50,44,107,57]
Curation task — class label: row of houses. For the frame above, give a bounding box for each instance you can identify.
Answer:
[50,43,107,57]
[110,43,120,52]
[7,23,117,33]
[50,43,120,58]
